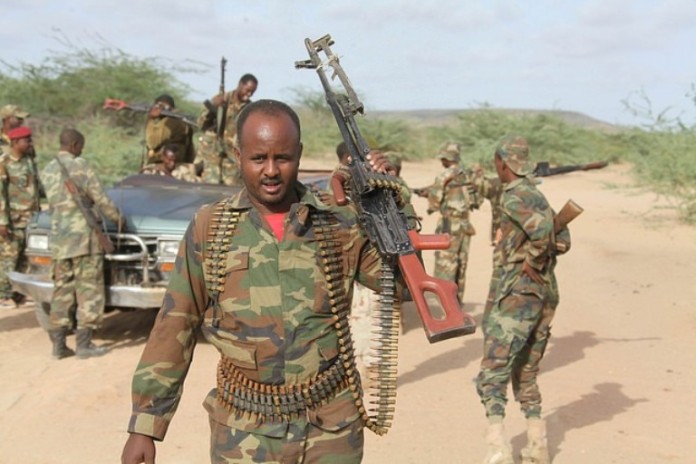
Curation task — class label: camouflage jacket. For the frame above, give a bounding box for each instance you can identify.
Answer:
[197,90,250,150]
[145,116,195,163]
[0,151,40,229]
[42,151,122,259]
[425,164,479,219]
[495,177,570,303]
[128,182,391,440]
[141,163,200,183]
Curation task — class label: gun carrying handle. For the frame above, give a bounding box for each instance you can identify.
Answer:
[407,230,450,251]
[397,254,476,343]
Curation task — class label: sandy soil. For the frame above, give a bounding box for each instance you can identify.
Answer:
[1,159,695,463]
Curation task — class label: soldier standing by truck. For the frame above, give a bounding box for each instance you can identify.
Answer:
[0,105,30,150]
[0,126,41,308]
[41,128,125,359]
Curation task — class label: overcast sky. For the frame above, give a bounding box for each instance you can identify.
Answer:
[3,0,696,126]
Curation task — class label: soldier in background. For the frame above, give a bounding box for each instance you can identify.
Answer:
[0,127,41,308]
[196,73,258,185]
[475,135,571,464]
[144,94,195,164]
[41,128,125,359]
[140,145,200,182]
[415,142,481,304]
[0,104,30,150]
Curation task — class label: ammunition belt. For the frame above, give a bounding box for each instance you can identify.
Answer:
[203,198,398,434]
[204,199,243,327]
[216,356,349,421]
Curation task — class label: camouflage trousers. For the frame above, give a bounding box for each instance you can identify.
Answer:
[0,228,28,299]
[483,248,504,320]
[49,254,105,331]
[433,221,473,303]
[196,132,242,186]
[208,415,364,463]
[476,283,556,420]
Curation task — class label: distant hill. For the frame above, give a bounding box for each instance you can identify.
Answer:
[369,108,624,133]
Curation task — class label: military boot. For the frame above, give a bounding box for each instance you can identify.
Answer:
[521,417,550,464]
[482,419,513,464]
[75,328,109,359]
[48,329,75,360]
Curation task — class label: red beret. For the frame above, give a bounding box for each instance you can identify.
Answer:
[7,126,32,140]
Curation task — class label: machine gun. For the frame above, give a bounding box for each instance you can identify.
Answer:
[534,160,608,177]
[296,35,476,342]
[102,99,197,128]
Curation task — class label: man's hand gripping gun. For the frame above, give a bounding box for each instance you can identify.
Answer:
[296,35,476,343]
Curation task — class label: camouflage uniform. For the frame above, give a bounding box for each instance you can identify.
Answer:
[476,136,571,421]
[128,183,394,463]
[41,151,122,331]
[141,163,200,182]
[145,116,195,164]
[424,144,480,303]
[0,151,41,299]
[196,90,249,185]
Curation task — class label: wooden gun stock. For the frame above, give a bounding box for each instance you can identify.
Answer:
[398,253,476,342]
[61,177,115,255]
[554,199,584,233]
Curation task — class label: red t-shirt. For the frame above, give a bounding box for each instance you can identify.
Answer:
[264,213,287,241]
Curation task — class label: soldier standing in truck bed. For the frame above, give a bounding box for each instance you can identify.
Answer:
[196,73,258,185]
[144,94,196,164]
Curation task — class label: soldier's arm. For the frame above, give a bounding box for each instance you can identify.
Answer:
[80,161,122,224]
[426,172,448,213]
[504,191,554,272]
[128,210,209,440]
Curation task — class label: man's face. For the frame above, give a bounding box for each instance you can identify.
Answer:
[70,140,85,157]
[236,80,257,103]
[235,112,302,214]
[162,151,177,171]
[440,158,454,169]
[3,116,22,131]
[12,136,33,156]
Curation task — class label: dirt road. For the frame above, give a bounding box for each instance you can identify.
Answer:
[1,160,694,463]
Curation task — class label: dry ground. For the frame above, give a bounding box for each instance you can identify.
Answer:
[1,159,694,463]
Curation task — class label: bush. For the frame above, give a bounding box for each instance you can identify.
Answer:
[3,40,696,223]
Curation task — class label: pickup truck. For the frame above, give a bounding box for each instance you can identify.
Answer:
[10,171,330,329]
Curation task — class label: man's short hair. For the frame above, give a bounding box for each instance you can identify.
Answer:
[59,127,84,147]
[155,94,176,109]
[336,142,349,162]
[236,99,300,149]
[239,74,258,86]
[162,144,180,158]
